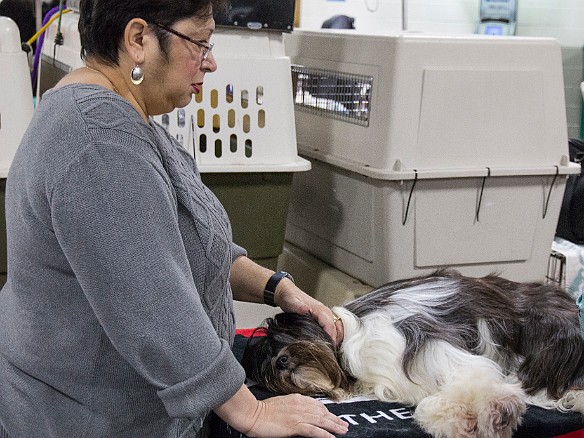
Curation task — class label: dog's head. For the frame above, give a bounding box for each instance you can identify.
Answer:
[241,313,353,400]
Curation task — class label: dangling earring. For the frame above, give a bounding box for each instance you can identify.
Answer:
[130,64,144,85]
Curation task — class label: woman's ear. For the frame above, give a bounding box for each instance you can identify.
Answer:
[122,18,150,65]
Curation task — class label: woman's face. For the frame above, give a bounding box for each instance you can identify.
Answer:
[144,14,217,116]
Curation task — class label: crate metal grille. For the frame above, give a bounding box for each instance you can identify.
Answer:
[546,250,566,289]
[291,64,373,127]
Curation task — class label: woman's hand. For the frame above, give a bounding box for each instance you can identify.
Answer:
[245,394,349,438]
[229,256,344,345]
[275,278,343,345]
[215,386,348,438]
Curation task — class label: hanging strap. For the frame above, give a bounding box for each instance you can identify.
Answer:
[475,167,491,223]
[402,169,418,225]
[543,165,560,219]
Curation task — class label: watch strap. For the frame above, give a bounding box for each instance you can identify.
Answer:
[263,271,294,307]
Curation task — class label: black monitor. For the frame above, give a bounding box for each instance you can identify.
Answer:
[214,0,296,32]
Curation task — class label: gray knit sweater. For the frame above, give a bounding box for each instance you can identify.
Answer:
[0,84,247,437]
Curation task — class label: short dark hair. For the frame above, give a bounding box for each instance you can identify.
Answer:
[79,0,225,66]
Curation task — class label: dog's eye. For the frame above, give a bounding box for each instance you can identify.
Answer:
[275,354,289,370]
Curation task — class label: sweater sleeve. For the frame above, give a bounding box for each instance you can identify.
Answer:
[50,138,245,420]
[172,134,247,264]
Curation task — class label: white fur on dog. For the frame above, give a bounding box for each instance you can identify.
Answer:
[335,306,527,437]
[329,276,583,438]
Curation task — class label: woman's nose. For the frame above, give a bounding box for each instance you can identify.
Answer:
[202,52,217,73]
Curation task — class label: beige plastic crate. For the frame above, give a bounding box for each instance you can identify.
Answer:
[283,30,579,286]
[285,30,576,179]
[154,30,309,173]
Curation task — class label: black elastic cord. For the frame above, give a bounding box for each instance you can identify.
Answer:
[475,167,491,223]
[543,165,559,219]
[402,170,418,225]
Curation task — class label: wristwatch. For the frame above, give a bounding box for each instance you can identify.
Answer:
[263,271,294,307]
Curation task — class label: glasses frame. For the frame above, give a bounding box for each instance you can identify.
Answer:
[153,22,214,60]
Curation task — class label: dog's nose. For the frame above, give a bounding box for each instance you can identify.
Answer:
[276,355,289,370]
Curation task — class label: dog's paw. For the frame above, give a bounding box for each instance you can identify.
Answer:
[414,395,479,438]
[557,389,584,414]
[414,382,526,438]
[475,389,526,438]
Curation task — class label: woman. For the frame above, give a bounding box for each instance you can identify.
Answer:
[0,0,348,437]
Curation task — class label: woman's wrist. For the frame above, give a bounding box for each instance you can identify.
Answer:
[273,276,295,307]
[263,271,295,307]
[214,384,261,434]
[229,256,277,304]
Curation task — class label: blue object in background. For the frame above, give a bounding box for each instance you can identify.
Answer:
[476,0,517,35]
[322,15,355,29]
[485,25,504,35]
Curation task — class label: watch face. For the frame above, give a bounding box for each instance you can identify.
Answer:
[214,0,296,32]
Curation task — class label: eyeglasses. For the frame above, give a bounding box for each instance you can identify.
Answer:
[153,22,214,60]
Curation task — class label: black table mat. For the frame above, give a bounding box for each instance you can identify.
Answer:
[212,334,584,438]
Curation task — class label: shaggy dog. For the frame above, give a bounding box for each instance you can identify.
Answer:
[242,269,584,438]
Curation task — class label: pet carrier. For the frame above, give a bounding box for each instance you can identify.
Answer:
[283,30,580,286]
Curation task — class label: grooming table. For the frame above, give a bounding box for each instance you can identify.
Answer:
[211,333,584,438]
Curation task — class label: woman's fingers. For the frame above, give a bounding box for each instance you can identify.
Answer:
[246,394,349,437]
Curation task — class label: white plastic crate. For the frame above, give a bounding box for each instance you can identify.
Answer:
[285,30,576,179]
[286,158,571,286]
[283,30,580,286]
[0,17,35,178]
[153,30,309,173]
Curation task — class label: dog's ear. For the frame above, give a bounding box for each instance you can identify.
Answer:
[241,325,274,386]
[271,313,336,345]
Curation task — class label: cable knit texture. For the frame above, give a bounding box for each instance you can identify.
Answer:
[0,84,247,438]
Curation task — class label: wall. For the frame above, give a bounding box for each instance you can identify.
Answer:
[298,0,584,139]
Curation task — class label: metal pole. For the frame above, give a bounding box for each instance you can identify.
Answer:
[35,0,43,32]
[402,0,408,31]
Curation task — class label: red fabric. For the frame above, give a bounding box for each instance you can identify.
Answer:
[236,328,266,337]
[553,430,584,438]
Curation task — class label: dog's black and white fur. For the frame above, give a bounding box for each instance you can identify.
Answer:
[242,269,584,438]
